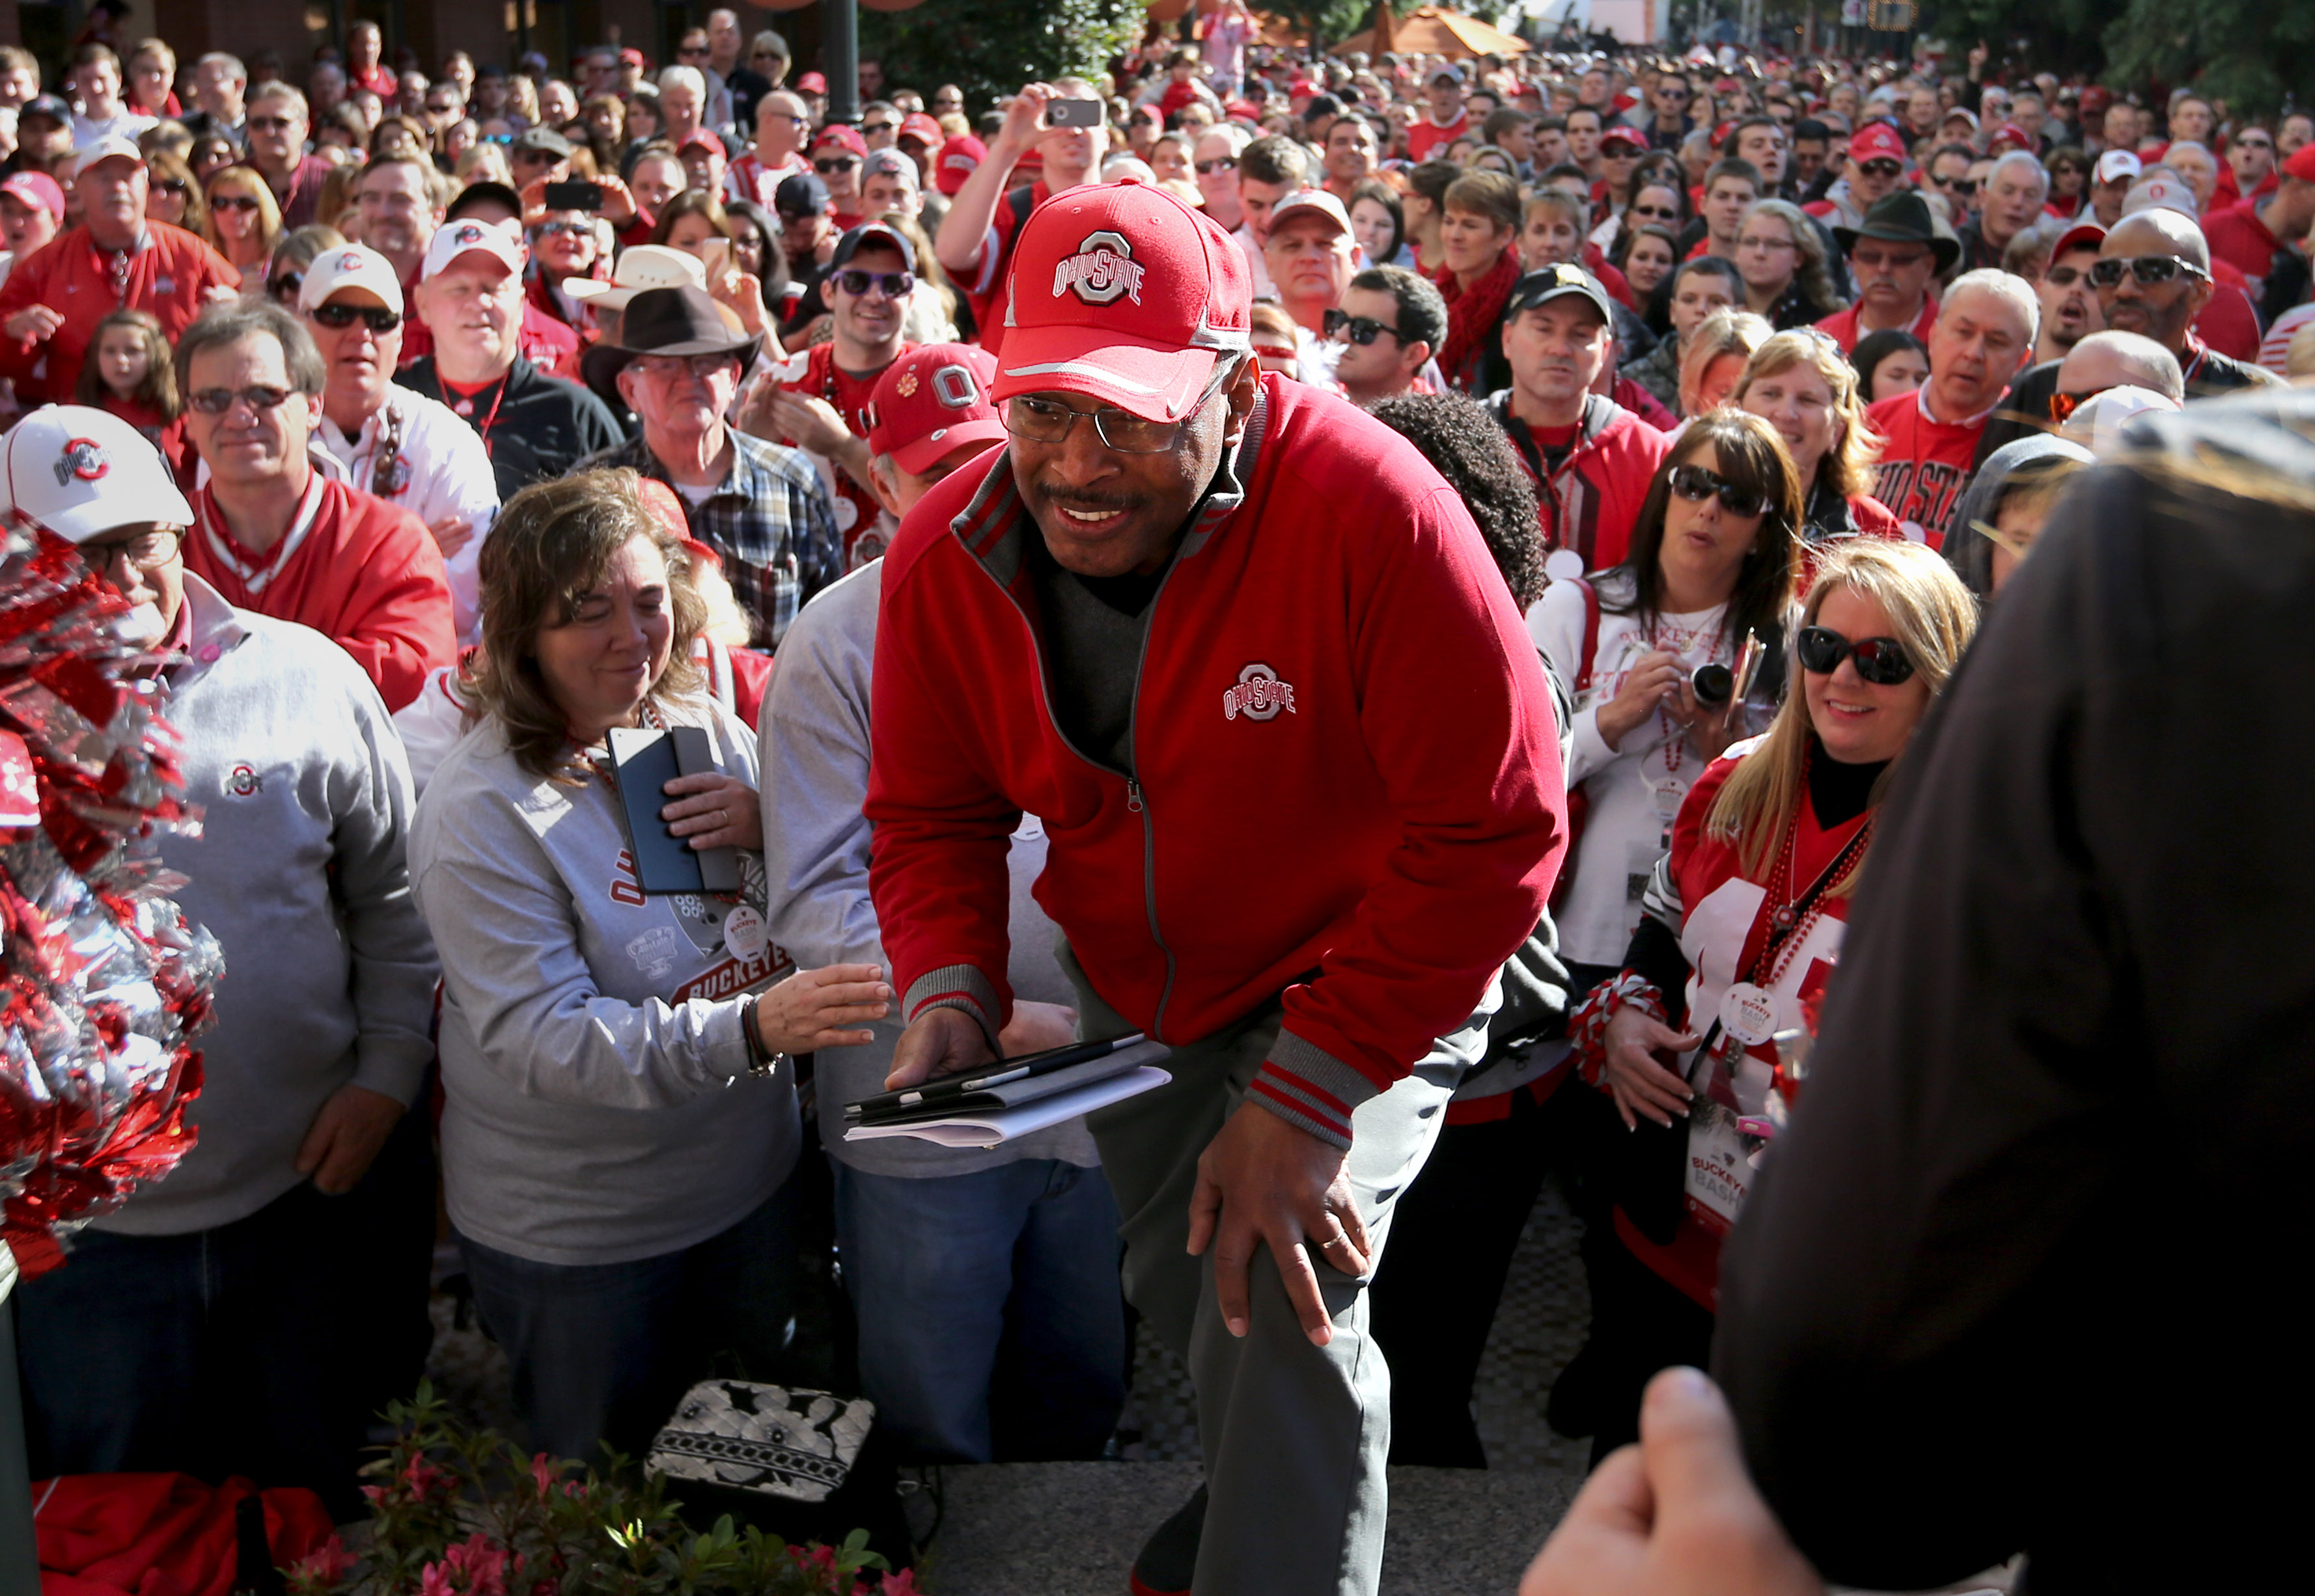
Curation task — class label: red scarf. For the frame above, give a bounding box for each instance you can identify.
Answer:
[1433,246,1521,391]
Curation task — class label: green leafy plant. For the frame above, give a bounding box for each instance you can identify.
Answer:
[860,0,1146,116]
[283,1381,914,1596]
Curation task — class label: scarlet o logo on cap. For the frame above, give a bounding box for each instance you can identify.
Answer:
[53,439,108,486]
[1053,230,1145,307]
[932,364,980,409]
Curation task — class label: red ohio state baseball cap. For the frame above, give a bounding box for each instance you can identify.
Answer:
[1850,121,1906,164]
[991,178,1252,425]
[865,342,1007,475]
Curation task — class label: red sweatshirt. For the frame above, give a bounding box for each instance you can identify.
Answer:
[184,473,456,713]
[866,376,1566,1147]
[1865,388,1991,549]
[0,223,239,406]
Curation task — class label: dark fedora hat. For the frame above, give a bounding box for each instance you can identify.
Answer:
[580,284,762,395]
[1833,190,1960,273]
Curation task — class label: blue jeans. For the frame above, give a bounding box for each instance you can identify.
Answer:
[457,1182,799,1468]
[12,1180,368,1519]
[832,1157,1126,1463]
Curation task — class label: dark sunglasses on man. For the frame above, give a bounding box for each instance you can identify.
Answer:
[1796,626,1915,684]
[1668,462,1767,518]
[1322,309,1406,346]
[311,302,403,335]
[2088,255,2210,289]
[835,269,913,299]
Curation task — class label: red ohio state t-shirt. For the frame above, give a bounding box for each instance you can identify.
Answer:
[1865,389,1993,550]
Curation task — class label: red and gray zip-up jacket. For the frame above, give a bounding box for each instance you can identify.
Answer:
[865,375,1566,1148]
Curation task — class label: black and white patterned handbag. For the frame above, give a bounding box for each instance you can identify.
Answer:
[646,1380,877,1505]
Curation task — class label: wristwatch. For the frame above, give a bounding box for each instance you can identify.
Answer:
[738,993,790,1082]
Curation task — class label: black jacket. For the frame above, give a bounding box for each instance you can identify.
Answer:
[398,355,627,504]
[1715,391,2315,1593]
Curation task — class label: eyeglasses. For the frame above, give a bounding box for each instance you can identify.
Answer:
[630,351,741,381]
[82,527,184,571]
[268,271,302,301]
[188,383,294,415]
[1002,367,1233,454]
[814,156,859,174]
[1858,158,1903,179]
[2088,254,2210,288]
[210,193,262,213]
[835,268,913,298]
[1668,463,1767,517]
[1796,625,1915,685]
[311,301,402,334]
[1196,156,1238,174]
[1323,309,1405,346]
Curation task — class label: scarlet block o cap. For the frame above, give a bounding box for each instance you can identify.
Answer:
[865,343,1006,476]
[0,405,196,545]
[300,243,406,314]
[991,178,1252,425]
[1848,121,1906,164]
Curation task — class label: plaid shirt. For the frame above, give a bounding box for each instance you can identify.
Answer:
[583,428,841,648]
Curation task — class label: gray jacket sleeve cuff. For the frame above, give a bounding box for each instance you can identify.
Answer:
[1247,1030,1385,1151]
[350,1039,437,1108]
[901,963,1002,1045]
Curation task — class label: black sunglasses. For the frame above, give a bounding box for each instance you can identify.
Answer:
[311,301,403,334]
[2088,254,2210,288]
[1322,309,1404,346]
[835,268,913,297]
[1797,626,1915,685]
[1668,463,1766,518]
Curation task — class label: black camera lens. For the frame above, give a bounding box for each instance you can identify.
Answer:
[1691,663,1734,706]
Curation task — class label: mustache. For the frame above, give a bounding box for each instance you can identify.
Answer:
[1030,478,1145,515]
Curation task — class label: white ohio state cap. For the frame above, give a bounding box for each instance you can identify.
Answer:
[0,404,196,545]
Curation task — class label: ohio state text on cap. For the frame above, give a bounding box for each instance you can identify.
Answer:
[990,178,1252,425]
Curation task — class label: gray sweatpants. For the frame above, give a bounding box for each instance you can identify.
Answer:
[1063,944,1488,1596]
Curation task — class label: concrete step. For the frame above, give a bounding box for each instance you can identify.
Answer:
[912,1460,1581,1595]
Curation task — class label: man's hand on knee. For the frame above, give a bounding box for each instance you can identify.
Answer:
[885,1005,999,1090]
[1187,1101,1372,1347]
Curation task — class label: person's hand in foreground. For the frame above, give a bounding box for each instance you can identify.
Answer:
[755,963,891,1054]
[1521,1366,1823,1596]
[1189,1101,1372,1348]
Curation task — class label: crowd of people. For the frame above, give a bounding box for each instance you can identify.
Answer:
[2,13,2308,1595]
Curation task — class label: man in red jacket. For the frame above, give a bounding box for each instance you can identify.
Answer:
[866,179,1565,1596]
[173,299,456,712]
[0,135,238,406]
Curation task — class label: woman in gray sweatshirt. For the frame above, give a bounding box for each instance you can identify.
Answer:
[408,471,890,1463]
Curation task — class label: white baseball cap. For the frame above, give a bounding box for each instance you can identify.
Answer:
[0,405,196,545]
[2123,174,2198,219]
[564,243,706,309]
[1266,187,1353,240]
[299,243,406,315]
[423,215,527,282]
[68,133,144,182]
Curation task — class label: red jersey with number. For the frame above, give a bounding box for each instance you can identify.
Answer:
[1614,741,1865,1312]
[1865,389,1991,549]
[779,340,915,567]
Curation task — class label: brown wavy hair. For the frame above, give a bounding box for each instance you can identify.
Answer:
[460,469,708,781]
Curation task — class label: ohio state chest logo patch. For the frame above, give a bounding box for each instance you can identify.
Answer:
[1223,662,1297,721]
